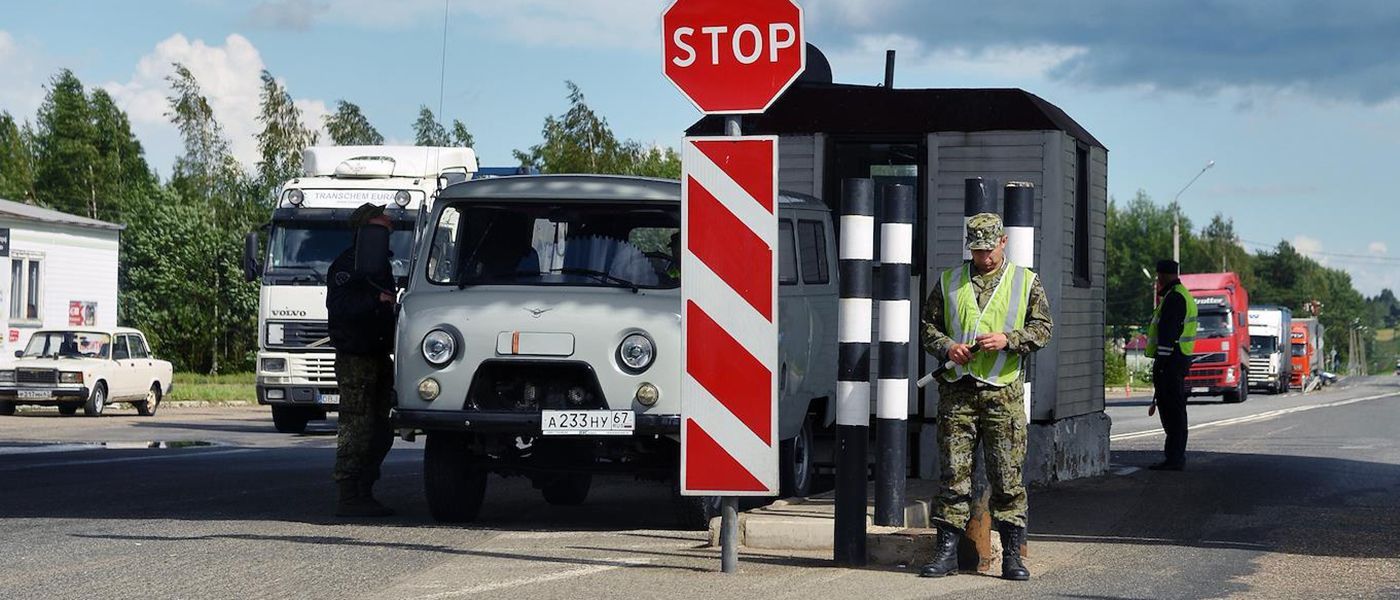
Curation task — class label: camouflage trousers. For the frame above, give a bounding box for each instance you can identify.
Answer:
[333,353,394,483]
[932,377,1028,530]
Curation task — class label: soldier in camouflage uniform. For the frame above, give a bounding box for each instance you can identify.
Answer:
[326,203,399,517]
[917,213,1054,581]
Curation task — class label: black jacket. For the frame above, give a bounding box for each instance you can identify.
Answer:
[1155,280,1187,358]
[326,245,396,356]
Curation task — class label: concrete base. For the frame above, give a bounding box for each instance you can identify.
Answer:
[1025,411,1112,484]
[708,480,936,551]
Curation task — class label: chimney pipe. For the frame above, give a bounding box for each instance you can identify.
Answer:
[884,50,896,88]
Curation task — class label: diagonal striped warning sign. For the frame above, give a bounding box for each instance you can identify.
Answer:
[681,136,779,496]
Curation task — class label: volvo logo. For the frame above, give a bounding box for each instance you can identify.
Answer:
[271,309,307,317]
[523,307,553,318]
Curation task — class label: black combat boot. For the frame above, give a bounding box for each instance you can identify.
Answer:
[336,479,393,518]
[998,522,1030,581]
[358,479,395,516]
[917,525,962,578]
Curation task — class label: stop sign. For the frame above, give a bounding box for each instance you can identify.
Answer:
[662,0,806,114]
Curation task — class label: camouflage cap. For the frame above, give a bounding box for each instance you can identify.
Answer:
[965,212,1005,250]
[348,202,386,228]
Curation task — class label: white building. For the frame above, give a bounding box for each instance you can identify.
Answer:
[0,198,122,357]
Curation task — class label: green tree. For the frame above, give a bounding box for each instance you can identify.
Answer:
[514,81,681,178]
[254,70,317,199]
[1105,191,1180,332]
[88,88,157,221]
[1369,289,1399,329]
[0,112,36,202]
[413,106,450,146]
[32,69,99,216]
[323,100,383,146]
[450,119,474,148]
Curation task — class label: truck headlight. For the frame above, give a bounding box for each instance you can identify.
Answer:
[618,333,655,373]
[394,190,412,207]
[285,189,304,206]
[0,370,13,383]
[59,371,83,384]
[422,329,456,367]
[261,357,287,372]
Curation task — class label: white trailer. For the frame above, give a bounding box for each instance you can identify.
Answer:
[1247,305,1293,394]
[243,146,477,433]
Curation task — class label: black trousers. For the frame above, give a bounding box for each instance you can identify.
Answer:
[1152,352,1190,465]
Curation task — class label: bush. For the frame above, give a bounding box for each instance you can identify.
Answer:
[1105,342,1127,386]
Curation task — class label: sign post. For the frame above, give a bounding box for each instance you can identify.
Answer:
[664,0,805,574]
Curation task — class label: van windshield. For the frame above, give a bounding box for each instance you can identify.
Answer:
[426,201,680,289]
[1249,335,1277,357]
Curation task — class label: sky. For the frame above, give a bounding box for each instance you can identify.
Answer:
[1,0,1398,295]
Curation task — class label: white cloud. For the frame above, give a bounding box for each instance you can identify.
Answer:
[0,31,47,119]
[1368,241,1388,255]
[102,33,329,173]
[1292,235,1326,264]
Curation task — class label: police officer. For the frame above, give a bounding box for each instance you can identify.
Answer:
[1147,259,1196,471]
[918,213,1053,581]
[327,202,398,517]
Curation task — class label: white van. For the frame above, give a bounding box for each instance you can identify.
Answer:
[391,175,838,526]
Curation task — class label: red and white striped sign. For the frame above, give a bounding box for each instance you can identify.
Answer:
[680,136,779,496]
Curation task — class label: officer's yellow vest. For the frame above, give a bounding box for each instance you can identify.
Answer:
[1146,282,1198,357]
[940,262,1036,386]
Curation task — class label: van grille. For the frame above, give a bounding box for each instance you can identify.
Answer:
[466,360,606,412]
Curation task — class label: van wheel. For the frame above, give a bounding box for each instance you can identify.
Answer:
[424,432,488,523]
[137,384,161,416]
[84,383,107,417]
[0,401,13,416]
[672,483,722,531]
[271,405,310,433]
[780,416,815,498]
[541,473,592,506]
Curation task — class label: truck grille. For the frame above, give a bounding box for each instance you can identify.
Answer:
[1194,352,1229,364]
[290,355,337,385]
[16,369,57,384]
[1247,358,1272,382]
[1187,368,1225,380]
[268,321,333,350]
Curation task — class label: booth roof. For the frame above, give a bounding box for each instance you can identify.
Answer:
[0,197,124,231]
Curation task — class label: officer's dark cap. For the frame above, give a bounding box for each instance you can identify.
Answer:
[1156,259,1180,275]
[349,203,386,228]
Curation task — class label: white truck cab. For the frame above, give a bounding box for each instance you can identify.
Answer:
[244,146,478,433]
[1247,305,1293,394]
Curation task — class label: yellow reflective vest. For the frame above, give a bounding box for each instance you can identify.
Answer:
[1146,282,1197,357]
[940,262,1036,386]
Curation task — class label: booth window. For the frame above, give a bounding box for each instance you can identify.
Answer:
[778,221,798,285]
[9,257,43,323]
[1073,144,1092,287]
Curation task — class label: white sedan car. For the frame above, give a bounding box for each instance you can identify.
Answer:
[0,327,174,417]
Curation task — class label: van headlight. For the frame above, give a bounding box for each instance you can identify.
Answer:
[421,329,457,367]
[618,333,655,373]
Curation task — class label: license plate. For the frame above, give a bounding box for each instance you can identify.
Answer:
[17,390,53,400]
[320,394,340,404]
[541,410,635,436]
[1192,387,1210,393]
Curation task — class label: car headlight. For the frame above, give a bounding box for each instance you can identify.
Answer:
[261,357,287,372]
[618,333,655,373]
[59,371,83,384]
[421,329,456,367]
[0,370,13,383]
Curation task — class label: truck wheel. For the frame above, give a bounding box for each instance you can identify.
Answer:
[779,416,814,498]
[1223,378,1246,403]
[0,401,13,416]
[541,473,592,506]
[424,432,488,523]
[271,405,310,433]
[58,403,79,415]
[84,383,107,417]
[137,384,161,417]
[672,480,722,530]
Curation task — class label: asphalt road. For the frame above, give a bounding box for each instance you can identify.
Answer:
[2,378,1398,599]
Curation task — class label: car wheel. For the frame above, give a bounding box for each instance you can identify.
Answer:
[84,382,107,417]
[271,405,310,434]
[780,416,815,498]
[58,403,79,415]
[424,432,488,523]
[137,384,161,417]
[541,473,592,506]
[0,401,13,416]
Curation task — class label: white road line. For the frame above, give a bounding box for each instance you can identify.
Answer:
[1110,391,1399,441]
[408,558,652,599]
[0,448,256,471]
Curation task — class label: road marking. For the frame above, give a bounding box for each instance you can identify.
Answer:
[1035,533,1270,549]
[0,443,103,455]
[1111,391,1400,441]
[408,558,652,599]
[1113,466,1141,476]
[0,448,256,472]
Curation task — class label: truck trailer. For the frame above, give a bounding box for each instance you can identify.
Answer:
[1247,305,1293,394]
[1180,273,1252,403]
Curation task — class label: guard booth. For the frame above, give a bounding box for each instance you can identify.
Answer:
[688,76,1109,484]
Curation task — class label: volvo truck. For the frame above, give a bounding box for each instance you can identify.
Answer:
[243,146,478,433]
[1247,305,1293,394]
[1180,273,1251,403]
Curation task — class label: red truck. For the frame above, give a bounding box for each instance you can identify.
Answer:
[1179,273,1252,403]
[1290,318,1323,390]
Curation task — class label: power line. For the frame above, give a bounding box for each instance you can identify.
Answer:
[1237,238,1400,263]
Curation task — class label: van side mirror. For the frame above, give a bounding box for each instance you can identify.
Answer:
[242,230,263,282]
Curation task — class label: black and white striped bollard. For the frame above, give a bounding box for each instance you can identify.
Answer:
[1003,181,1035,423]
[963,178,996,260]
[875,184,914,527]
[834,177,873,566]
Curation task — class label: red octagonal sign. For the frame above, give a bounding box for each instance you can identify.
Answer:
[662,0,806,114]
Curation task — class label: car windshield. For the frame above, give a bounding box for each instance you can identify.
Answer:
[426,201,681,289]
[1249,335,1277,356]
[1196,309,1232,339]
[23,331,111,359]
[268,220,413,280]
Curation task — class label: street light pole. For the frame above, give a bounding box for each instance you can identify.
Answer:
[1172,160,1215,263]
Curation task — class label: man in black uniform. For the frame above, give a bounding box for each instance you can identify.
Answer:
[1147,259,1196,471]
[327,202,398,516]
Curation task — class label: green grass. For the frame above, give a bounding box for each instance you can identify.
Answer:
[168,372,256,404]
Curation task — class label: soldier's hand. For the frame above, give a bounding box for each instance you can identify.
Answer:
[379,292,394,304]
[975,332,1009,352]
[948,343,974,365]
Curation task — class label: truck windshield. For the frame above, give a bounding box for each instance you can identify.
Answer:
[23,331,111,359]
[1249,335,1277,356]
[426,202,680,290]
[268,221,413,281]
[1196,310,1232,338]
[1291,343,1307,357]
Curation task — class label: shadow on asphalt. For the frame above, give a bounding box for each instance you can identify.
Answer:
[129,419,337,437]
